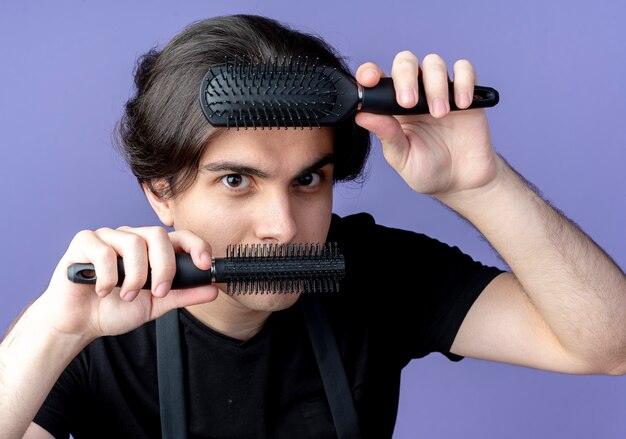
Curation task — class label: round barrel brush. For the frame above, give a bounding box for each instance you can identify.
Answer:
[68,242,345,294]
[199,58,499,129]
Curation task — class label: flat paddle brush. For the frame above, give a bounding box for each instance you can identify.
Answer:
[68,243,345,294]
[199,59,499,129]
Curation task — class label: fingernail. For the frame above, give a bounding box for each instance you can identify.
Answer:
[459,92,471,108]
[363,67,378,81]
[200,251,211,264]
[433,98,448,117]
[400,88,416,106]
[154,282,170,298]
[96,289,110,298]
[124,290,138,301]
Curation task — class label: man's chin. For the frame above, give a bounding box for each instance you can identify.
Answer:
[226,290,302,312]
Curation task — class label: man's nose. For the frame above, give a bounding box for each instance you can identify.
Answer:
[253,191,299,243]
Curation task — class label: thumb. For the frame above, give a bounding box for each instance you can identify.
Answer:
[355,112,409,171]
[151,285,219,320]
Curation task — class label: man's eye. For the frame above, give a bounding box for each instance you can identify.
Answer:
[221,174,250,189]
[297,172,321,187]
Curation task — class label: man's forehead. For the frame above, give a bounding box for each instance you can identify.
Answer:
[199,127,334,165]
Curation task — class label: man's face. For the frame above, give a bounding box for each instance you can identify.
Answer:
[165,127,335,311]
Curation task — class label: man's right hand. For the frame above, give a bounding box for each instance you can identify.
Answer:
[36,226,220,341]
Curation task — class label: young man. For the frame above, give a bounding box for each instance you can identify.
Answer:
[1,14,625,439]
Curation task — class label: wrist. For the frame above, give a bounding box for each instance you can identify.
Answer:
[434,154,515,215]
[19,297,96,351]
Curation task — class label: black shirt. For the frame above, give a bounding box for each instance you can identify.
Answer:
[34,213,503,438]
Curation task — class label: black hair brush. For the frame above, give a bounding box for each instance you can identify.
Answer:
[199,58,499,129]
[68,243,345,294]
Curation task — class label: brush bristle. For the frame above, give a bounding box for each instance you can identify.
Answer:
[199,57,354,130]
[221,242,345,294]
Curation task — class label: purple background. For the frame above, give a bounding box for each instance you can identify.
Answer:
[1,1,625,437]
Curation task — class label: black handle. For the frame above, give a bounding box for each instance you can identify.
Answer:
[67,253,213,290]
[360,77,499,115]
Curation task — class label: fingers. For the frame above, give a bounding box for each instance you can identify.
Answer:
[150,285,220,320]
[87,227,151,301]
[354,112,409,171]
[356,52,478,118]
[68,226,212,302]
[169,230,213,272]
[116,226,175,299]
[355,62,386,87]
[69,230,122,298]
[452,59,477,109]
[390,51,420,108]
[422,54,450,118]
[113,227,214,299]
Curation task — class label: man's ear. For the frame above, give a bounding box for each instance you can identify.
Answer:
[143,182,175,227]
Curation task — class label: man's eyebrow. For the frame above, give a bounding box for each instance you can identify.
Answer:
[296,153,335,176]
[200,161,271,178]
[200,153,334,178]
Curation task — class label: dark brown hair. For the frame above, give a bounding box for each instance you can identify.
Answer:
[116,14,371,199]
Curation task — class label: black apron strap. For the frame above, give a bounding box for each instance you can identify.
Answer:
[156,309,188,439]
[301,295,363,439]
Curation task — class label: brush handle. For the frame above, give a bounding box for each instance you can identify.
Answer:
[67,253,214,290]
[360,78,499,115]
[67,243,345,294]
